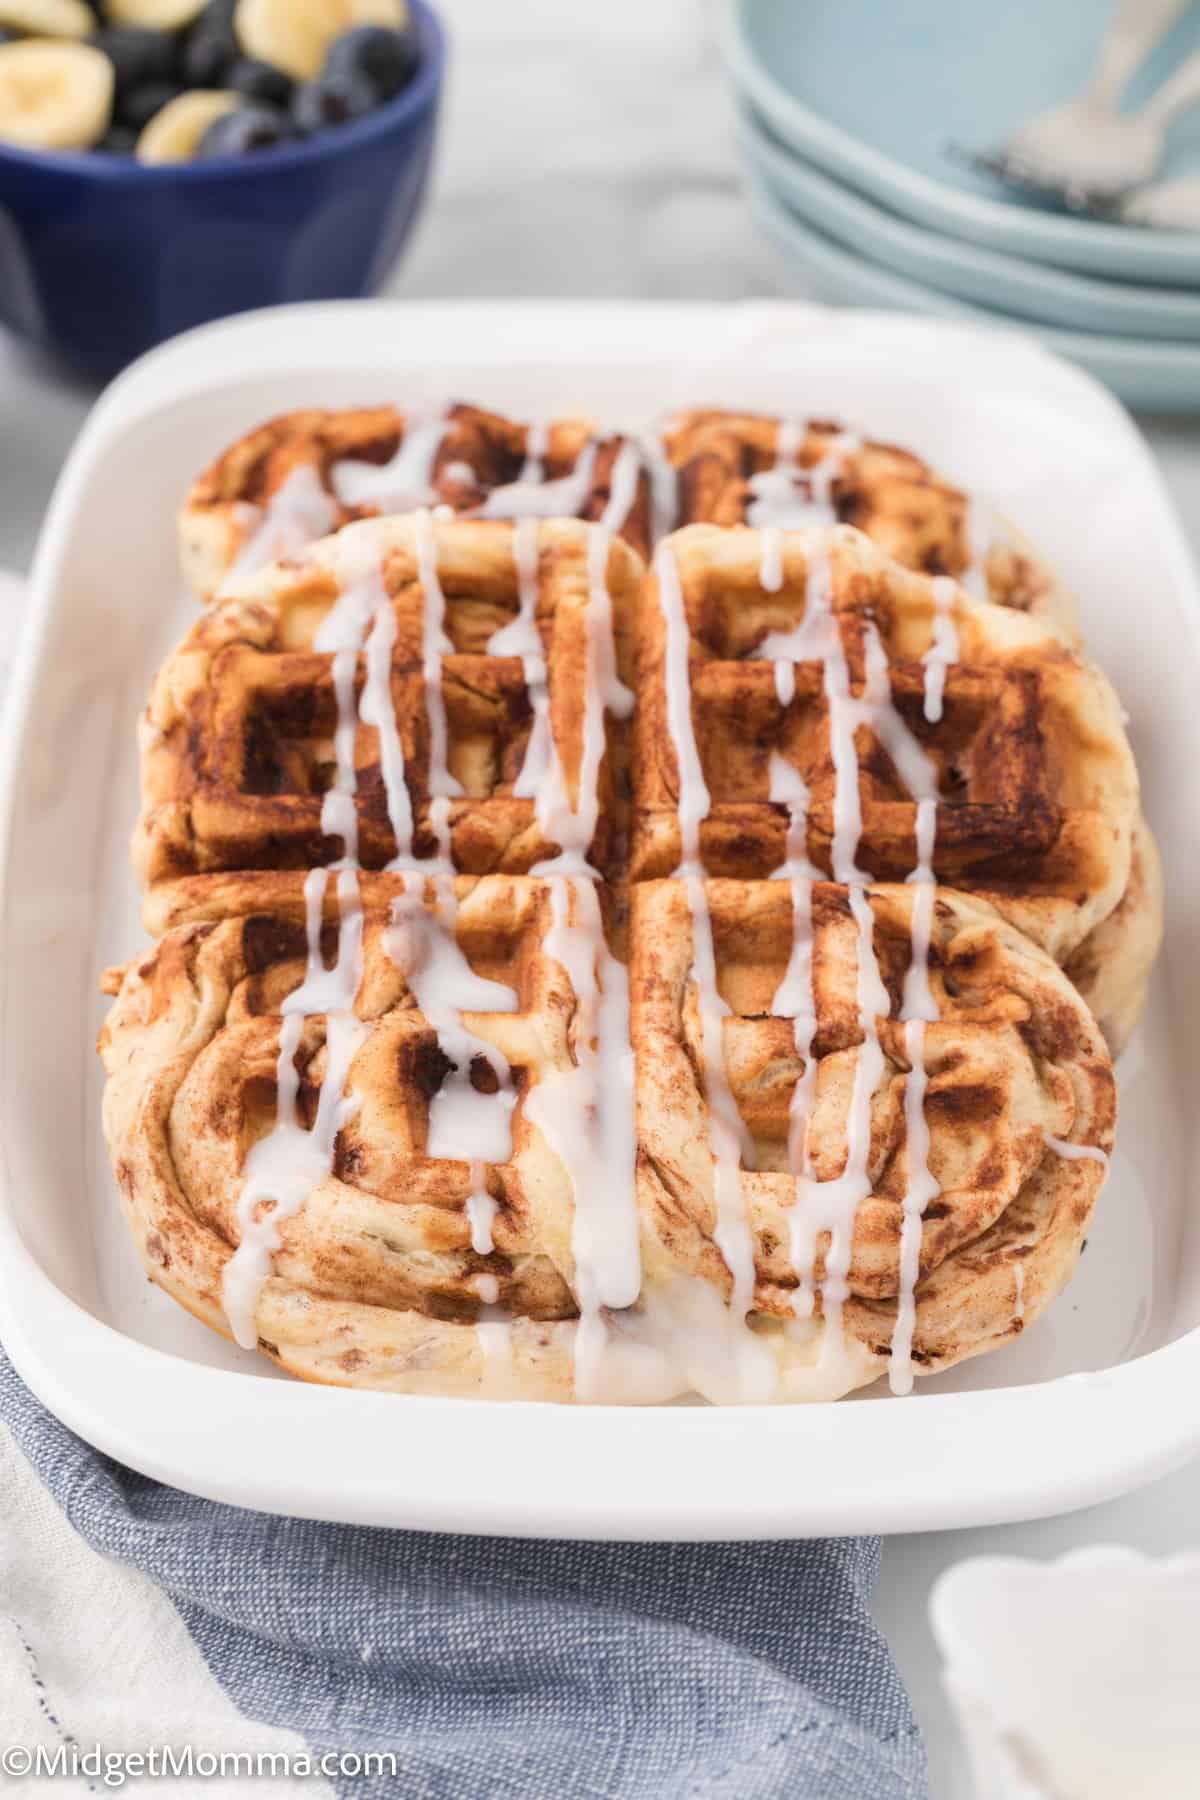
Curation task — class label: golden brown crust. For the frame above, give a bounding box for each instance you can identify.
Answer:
[660,409,1080,641]
[632,524,1138,971]
[99,872,1114,1400]
[1066,811,1164,1057]
[139,515,644,892]
[180,404,653,598]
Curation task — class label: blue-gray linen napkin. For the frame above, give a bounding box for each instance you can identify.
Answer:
[0,1351,928,1798]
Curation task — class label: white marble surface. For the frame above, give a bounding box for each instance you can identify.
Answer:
[1,5,1199,1796]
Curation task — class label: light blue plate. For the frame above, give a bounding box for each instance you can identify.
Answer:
[741,106,1200,342]
[748,172,1200,411]
[727,0,1200,286]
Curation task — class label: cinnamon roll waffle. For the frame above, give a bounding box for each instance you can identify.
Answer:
[98,390,1155,1407]
[634,523,1151,1049]
[138,514,642,891]
[99,869,1113,1402]
[660,408,1080,641]
[179,404,658,600]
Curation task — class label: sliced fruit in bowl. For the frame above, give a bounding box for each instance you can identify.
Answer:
[107,0,205,26]
[0,0,420,162]
[0,0,94,38]
[0,38,112,148]
[133,81,232,158]
[236,0,407,81]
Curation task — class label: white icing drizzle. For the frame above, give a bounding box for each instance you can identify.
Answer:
[788,896,889,1375]
[224,516,523,1365]
[923,575,960,725]
[600,440,643,535]
[224,529,395,1344]
[1013,1259,1026,1324]
[749,423,861,593]
[902,798,940,1026]
[532,525,633,874]
[466,1159,497,1257]
[524,875,640,1400]
[657,540,771,1399]
[331,408,451,513]
[488,515,561,840]
[753,419,799,595]
[489,514,642,1398]
[1044,1132,1110,1168]
[643,433,679,544]
[760,529,784,597]
[362,585,414,864]
[490,514,541,660]
[223,872,368,1347]
[769,753,818,882]
[656,541,710,868]
[466,1194,498,1257]
[475,1313,515,1391]
[519,418,548,484]
[750,526,945,1393]
[478,439,599,521]
[219,465,339,598]
[413,508,462,862]
[772,874,818,1324]
[888,1016,939,1394]
[962,496,994,601]
[385,877,517,1164]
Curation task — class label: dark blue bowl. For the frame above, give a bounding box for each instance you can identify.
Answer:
[0,0,445,378]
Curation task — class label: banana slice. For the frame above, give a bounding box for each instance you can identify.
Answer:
[0,40,113,150]
[0,0,94,37]
[235,0,408,83]
[105,0,207,27]
[136,88,239,163]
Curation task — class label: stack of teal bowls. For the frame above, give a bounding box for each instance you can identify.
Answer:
[724,0,1200,410]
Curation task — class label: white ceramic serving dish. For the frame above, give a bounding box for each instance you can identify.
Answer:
[0,300,1196,1538]
[931,1548,1200,1798]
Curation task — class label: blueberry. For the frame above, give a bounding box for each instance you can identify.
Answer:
[96,124,139,155]
[292,71,375,135]
[323,25,418,101]
[118,81,184,133]
[196,103,296,158]
[0,27,21,44]
[178,0,238,88]
[91,27,177,93]
[226,56,292,107]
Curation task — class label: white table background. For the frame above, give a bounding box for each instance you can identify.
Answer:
[2,4,1199,1793]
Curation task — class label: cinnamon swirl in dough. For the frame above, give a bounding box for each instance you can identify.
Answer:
[180,404,656,600]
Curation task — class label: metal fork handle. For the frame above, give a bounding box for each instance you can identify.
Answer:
[1138,42,1200,127]
[1087,0,1191,108]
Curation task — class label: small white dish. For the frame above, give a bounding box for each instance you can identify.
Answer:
[0,300,1195,1536]
[931,1548,1200,1798]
